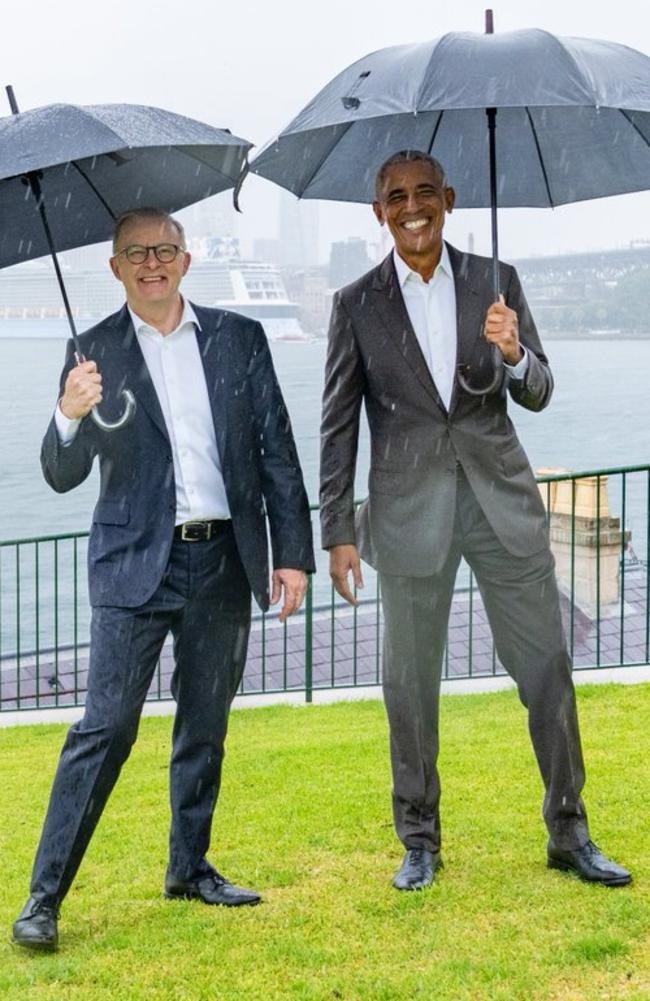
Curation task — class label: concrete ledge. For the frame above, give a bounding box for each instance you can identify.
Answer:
[1,663,648,728]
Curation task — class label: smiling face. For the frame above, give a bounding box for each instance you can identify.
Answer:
[109,216,191,319]
[373,159,455,280]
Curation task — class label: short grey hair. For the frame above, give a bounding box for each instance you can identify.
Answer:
[375,150,447,199]
[112,208,186,252]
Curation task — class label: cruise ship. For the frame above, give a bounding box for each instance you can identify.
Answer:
[0,236,309,341]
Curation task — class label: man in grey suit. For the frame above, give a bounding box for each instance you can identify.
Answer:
[320,151,630,891]
[13,207,315,951]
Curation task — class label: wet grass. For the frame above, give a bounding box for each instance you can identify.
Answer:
[0,683,649,1001]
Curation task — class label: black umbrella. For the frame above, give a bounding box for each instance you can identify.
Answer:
[248,11,650,394]
[3,86,252,429]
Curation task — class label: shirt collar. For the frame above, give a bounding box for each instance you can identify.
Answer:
[393,242,453,289]
[128,297,201,337]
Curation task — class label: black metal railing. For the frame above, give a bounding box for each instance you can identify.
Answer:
[1,465,648,713]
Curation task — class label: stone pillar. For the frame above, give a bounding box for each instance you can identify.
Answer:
[537,469,630,613]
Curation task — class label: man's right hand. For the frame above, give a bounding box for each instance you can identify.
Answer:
[329,544,364,606]
[60,361,102,419]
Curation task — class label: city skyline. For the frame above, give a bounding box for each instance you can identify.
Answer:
[1,0,650,266]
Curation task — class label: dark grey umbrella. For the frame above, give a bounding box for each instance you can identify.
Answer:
[2,87,252,428]
[249,12,650,393]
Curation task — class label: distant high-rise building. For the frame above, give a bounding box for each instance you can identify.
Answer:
[328,237,373,288]
[253,238,282,265]
[277,190,319,268]
[281,265,331,336]
[179,194,239,243]
[300,201,319,267]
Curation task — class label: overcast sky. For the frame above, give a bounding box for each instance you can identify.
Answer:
[2,0,650,262]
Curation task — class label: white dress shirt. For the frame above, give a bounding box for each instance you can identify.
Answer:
[393,244,458,410]
[55,298,231,524]
[393,246,528,409]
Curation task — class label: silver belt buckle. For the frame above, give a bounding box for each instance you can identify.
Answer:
[180,521,212,542]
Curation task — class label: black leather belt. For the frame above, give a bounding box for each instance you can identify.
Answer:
[174,520,230,542]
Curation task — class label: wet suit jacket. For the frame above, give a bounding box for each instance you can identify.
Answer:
[42,303,315,608]
[320,242,552,574]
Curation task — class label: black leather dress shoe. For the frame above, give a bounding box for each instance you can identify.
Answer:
[164,870,261,906]
[547,840,632,886]
[12,896,59,951]
[393,849,442,890]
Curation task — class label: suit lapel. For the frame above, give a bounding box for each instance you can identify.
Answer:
[111,303,232,461]
[192,304,229,468]
[370,253,445,412]
[447,244,483,415]
[116,306,170,443]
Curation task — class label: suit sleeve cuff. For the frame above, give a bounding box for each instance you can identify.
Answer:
[55,403,81,445]
[504,346,529,380]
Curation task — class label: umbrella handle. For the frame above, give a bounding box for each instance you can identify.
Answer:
[75,350,137,432]
[456,344,504,396]
[90,391,137,432]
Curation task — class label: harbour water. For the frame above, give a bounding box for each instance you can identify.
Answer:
[1,326,649,541]
[0,324,648,659]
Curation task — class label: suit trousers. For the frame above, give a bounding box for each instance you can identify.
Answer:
[379,467,589,855]
[30,523,251,904]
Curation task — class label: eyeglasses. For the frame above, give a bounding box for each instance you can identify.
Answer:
[114,243,184,265]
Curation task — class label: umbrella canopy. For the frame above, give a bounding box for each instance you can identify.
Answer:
[250,28,650,208]
[0,101,251,269]
[250,22,650,395]
[1,91,252,431]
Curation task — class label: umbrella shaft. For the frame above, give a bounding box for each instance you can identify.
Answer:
[486,106,499,300]
[30,174,82,355]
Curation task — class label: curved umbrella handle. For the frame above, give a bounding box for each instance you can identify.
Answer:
[90,389,137,432]
[456,345,504,397]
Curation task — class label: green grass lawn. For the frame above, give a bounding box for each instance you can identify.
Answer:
[0,684,648,1001]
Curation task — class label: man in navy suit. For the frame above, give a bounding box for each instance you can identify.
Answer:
[13,207,315,951]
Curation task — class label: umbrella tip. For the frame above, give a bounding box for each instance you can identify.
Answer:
[485,9,494,34]
[6,84,20,115]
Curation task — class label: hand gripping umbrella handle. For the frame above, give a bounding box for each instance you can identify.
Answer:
[75,351,137,432]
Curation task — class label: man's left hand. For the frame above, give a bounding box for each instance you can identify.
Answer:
[484,294,522,366]
[271,569,308,623]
